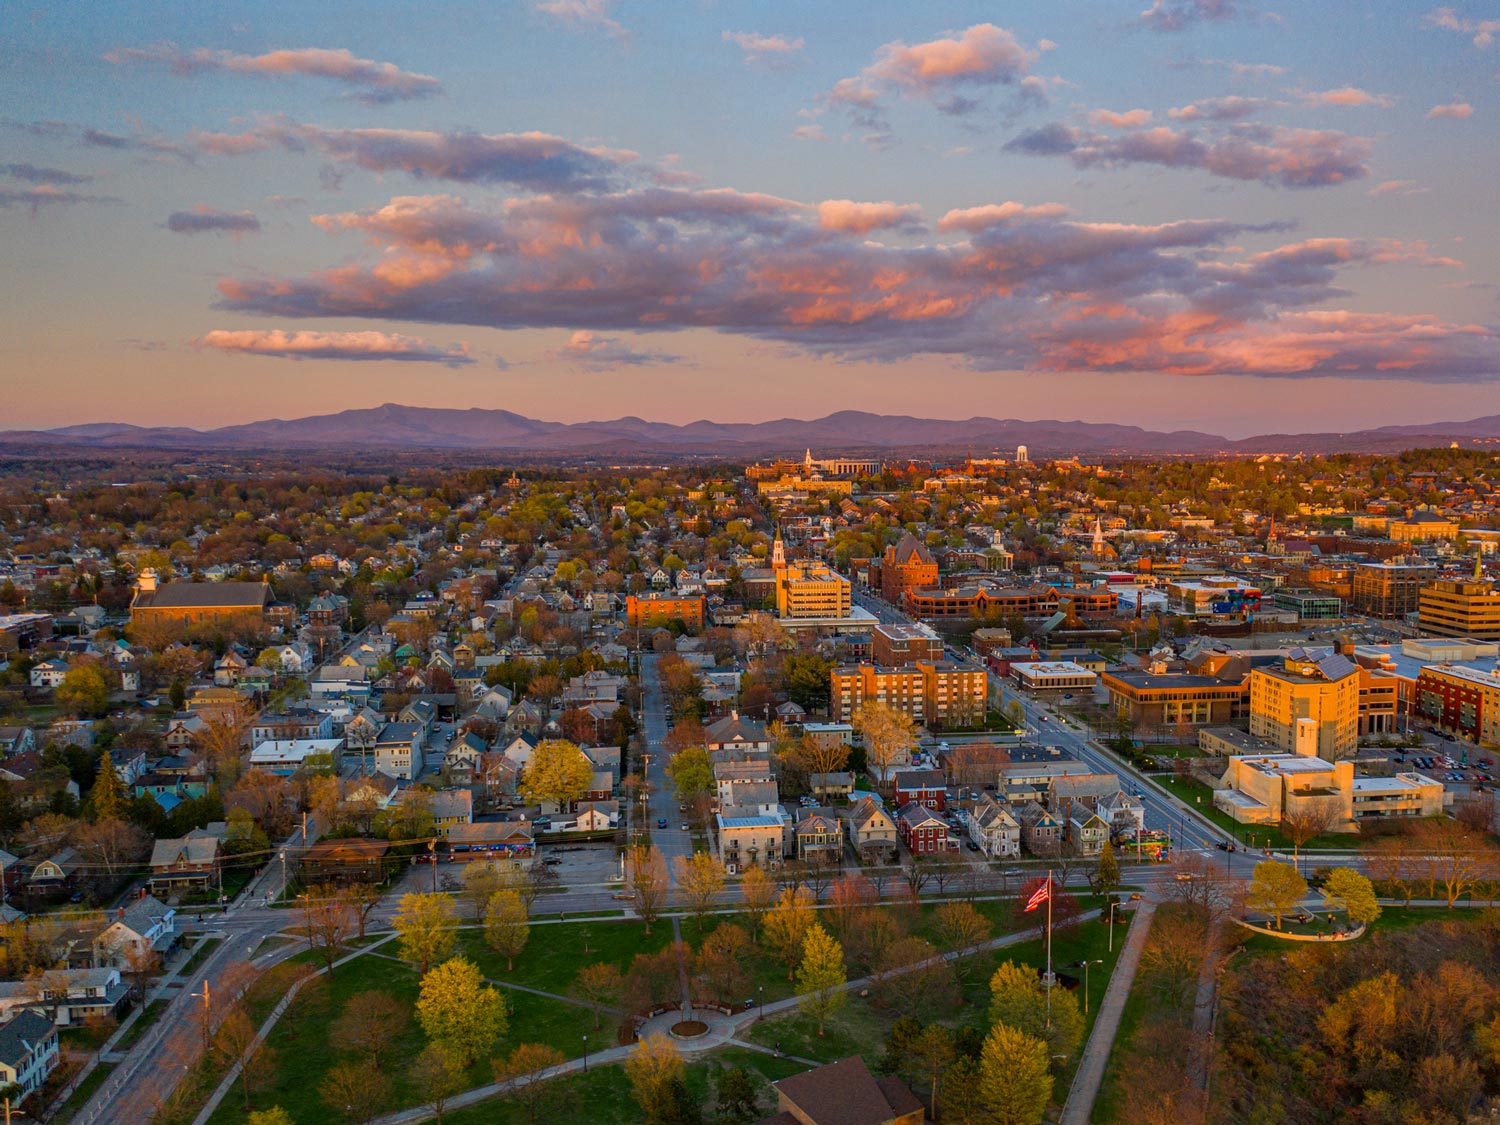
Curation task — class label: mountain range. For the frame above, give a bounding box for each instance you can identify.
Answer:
[3,403,1500,457]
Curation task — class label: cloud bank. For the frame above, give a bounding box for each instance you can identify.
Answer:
[105,44,442,103]
[194,329,474,365]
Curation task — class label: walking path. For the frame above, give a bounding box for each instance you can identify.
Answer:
[1058,902,1156,1125]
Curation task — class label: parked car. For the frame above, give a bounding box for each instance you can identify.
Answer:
[656,817,667,829]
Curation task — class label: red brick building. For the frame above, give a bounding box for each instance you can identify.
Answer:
[878,533,938,604]
[896,802,956,854]
[892,768,947,810]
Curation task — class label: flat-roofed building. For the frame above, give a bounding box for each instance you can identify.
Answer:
[1009,661,1098,692]
[625,592,705,629]
[830,660,987,726]
[871,622,943,666]
[1418,578,1500,640]
[776,561,853,620]
[1248,648,1360,760]
[1414,663,1500,743]
[1102,669,1243,728]
[1352,560,1437,618]
[1214,752,1442,826]
[1273,588,1344,620]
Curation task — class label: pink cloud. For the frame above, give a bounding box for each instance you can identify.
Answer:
[534,0,628,40]
[1368,179,1428,197]
[1139,0,1248,32]
[104,44,441,103]
[1425,7,1500,47]
[554,330,684,369]
[1168,96,1272,121]
[1297,87,1395,108]
[1090,109,1153,128]
[816,200,923,234]
[723,31,804,65]
[1426,100,1474,119]
[166,206,261,235]
[194,328,474,365]
[936,202,1070,232]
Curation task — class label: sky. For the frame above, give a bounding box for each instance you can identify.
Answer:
[4,0,1500,437]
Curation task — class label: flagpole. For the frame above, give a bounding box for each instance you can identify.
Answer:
[1045,867,1053,1030]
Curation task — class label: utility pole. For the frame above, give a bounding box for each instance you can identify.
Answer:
[429,839,437,892]
[194,979,211,1056]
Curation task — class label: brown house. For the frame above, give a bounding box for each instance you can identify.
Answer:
[759,1056,923,1125]
[301,838,392,884]
[129,570,270,629]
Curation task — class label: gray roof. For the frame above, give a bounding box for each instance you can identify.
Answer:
[134,581,269,609]
[0,1010,53,1069]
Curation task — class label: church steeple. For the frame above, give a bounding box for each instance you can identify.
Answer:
[771,528,786,570]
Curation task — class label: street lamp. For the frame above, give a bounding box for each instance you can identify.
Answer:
[582,1034,588,1072]
[1073,959,1103,1015]
[1107,900,1121,954]
[758,985,763,1018]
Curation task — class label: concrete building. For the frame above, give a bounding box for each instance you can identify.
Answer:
[1351,560,1438,618]
[1214,752,1443,827]
[776,559,853,620]
[1009,661,1098,692]
[1248,649,1360,760]
[1417,578,1500,640]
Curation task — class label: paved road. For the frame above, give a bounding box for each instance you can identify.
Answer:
[638,652,692,881]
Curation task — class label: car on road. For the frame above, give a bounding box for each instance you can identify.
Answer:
[680,823,689,832]
[657,817,667,829]
[612,891,634,900]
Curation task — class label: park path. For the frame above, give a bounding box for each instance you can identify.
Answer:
[1058,902,1156,1125]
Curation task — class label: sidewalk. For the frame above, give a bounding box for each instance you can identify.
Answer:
[1058,902,1156,1125]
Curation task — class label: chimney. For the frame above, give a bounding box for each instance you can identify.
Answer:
[117,906,125,919]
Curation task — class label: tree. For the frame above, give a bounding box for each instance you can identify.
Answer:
[1322,866,1381,926]
[940,1056,986,1125]
[789,732,850,783]
[763,885,816,980]
[695,923,751,1008]
[935,901,992,993]
[330,991,409,1069]
[320,1059,392,1125]
[300,884,357,976]
[394,892,458,974]
[674,852,724,929]
[854,701,917,790]
[248,1110,295,1125]
[416,957,508,1067]
[739,865,775,942]
[1281,797,1341,866]
[666,746,713,806]
[625,1034,686,1124]
[714,1066,763,1125]
[1095,840,1120,896]
[1247,860,1307,930]
[1410,818,1491,907]
[627,844,669,934]
[988,960,1085,1062]
[795,923,847,1035]
[518,738,593,810]
[911,1024,956,1122]
[56,663,110,718]
[73,817,149,876]
[978,1022,1053,1125]
[569,962,623,1030]
[413,1043,465,1125]
[483,889,530,971]
[214,1006,275,1111]
[495,1042,567,1125]
[88,751,128,821]
[462,862,506,919]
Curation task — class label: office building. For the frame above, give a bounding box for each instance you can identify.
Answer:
[1417,577,1500,640]
[1351,560,1437,618]
[1247,649,1360,760]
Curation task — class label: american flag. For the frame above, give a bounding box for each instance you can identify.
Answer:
[1024,879,1052,912]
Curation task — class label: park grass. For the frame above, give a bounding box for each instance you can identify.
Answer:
[440,1063,635,1125]
[455,916,673,996]
[179,935,223,975]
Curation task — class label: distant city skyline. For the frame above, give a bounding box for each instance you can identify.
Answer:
[5,1,1500,434]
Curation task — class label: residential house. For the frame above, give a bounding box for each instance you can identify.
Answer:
[26,848,80,895]
[29,659,69,690]
[1068,811,1110,856]
[847,796,898,863]
[374,722,425,781]
[968,796,1022,859]
[0,727,37,757]
[704,711,771,758]
[794,812,844,864]
[0,1010,59,1101]
[896,803,955,854]
[248,738,342,776]
[892,768,947,811]
[148,826,225,892]
[0,968,129,1026]
[301,838,392,884]
[808,772,855,801]
[91,898,177,968]
[429,789,475,837]
[760,1055,923,1125]
[715,813,786,872]
[1018,802,1065,856]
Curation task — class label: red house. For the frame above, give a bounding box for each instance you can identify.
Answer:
[897,803,956,855]
[892,768,947,811]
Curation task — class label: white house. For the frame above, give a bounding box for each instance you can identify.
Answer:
[29,659,70,690]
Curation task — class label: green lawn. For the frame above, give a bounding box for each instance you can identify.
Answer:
[48,1060,116,1125]
[115,999,167,1051]
[1151,775,1352,850]
[179,936,223,975]
[455,917,674,996]
[207,946,617,1125]
[439,1063,635,1125]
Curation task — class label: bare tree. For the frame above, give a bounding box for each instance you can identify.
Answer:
[299,883,356,975]
[627,844,669,934]
[1280,796,1342,867]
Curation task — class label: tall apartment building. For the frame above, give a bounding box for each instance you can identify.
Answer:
[1248,649,1360,760]
[775,561,852,619]
[625,592,706,629]
[1415,663,1500,743]
[872,623,944,666]
[1417,578,1500,640]
[1351,560,1437,618]
[830,660,987,726]
[878,533,939,604]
